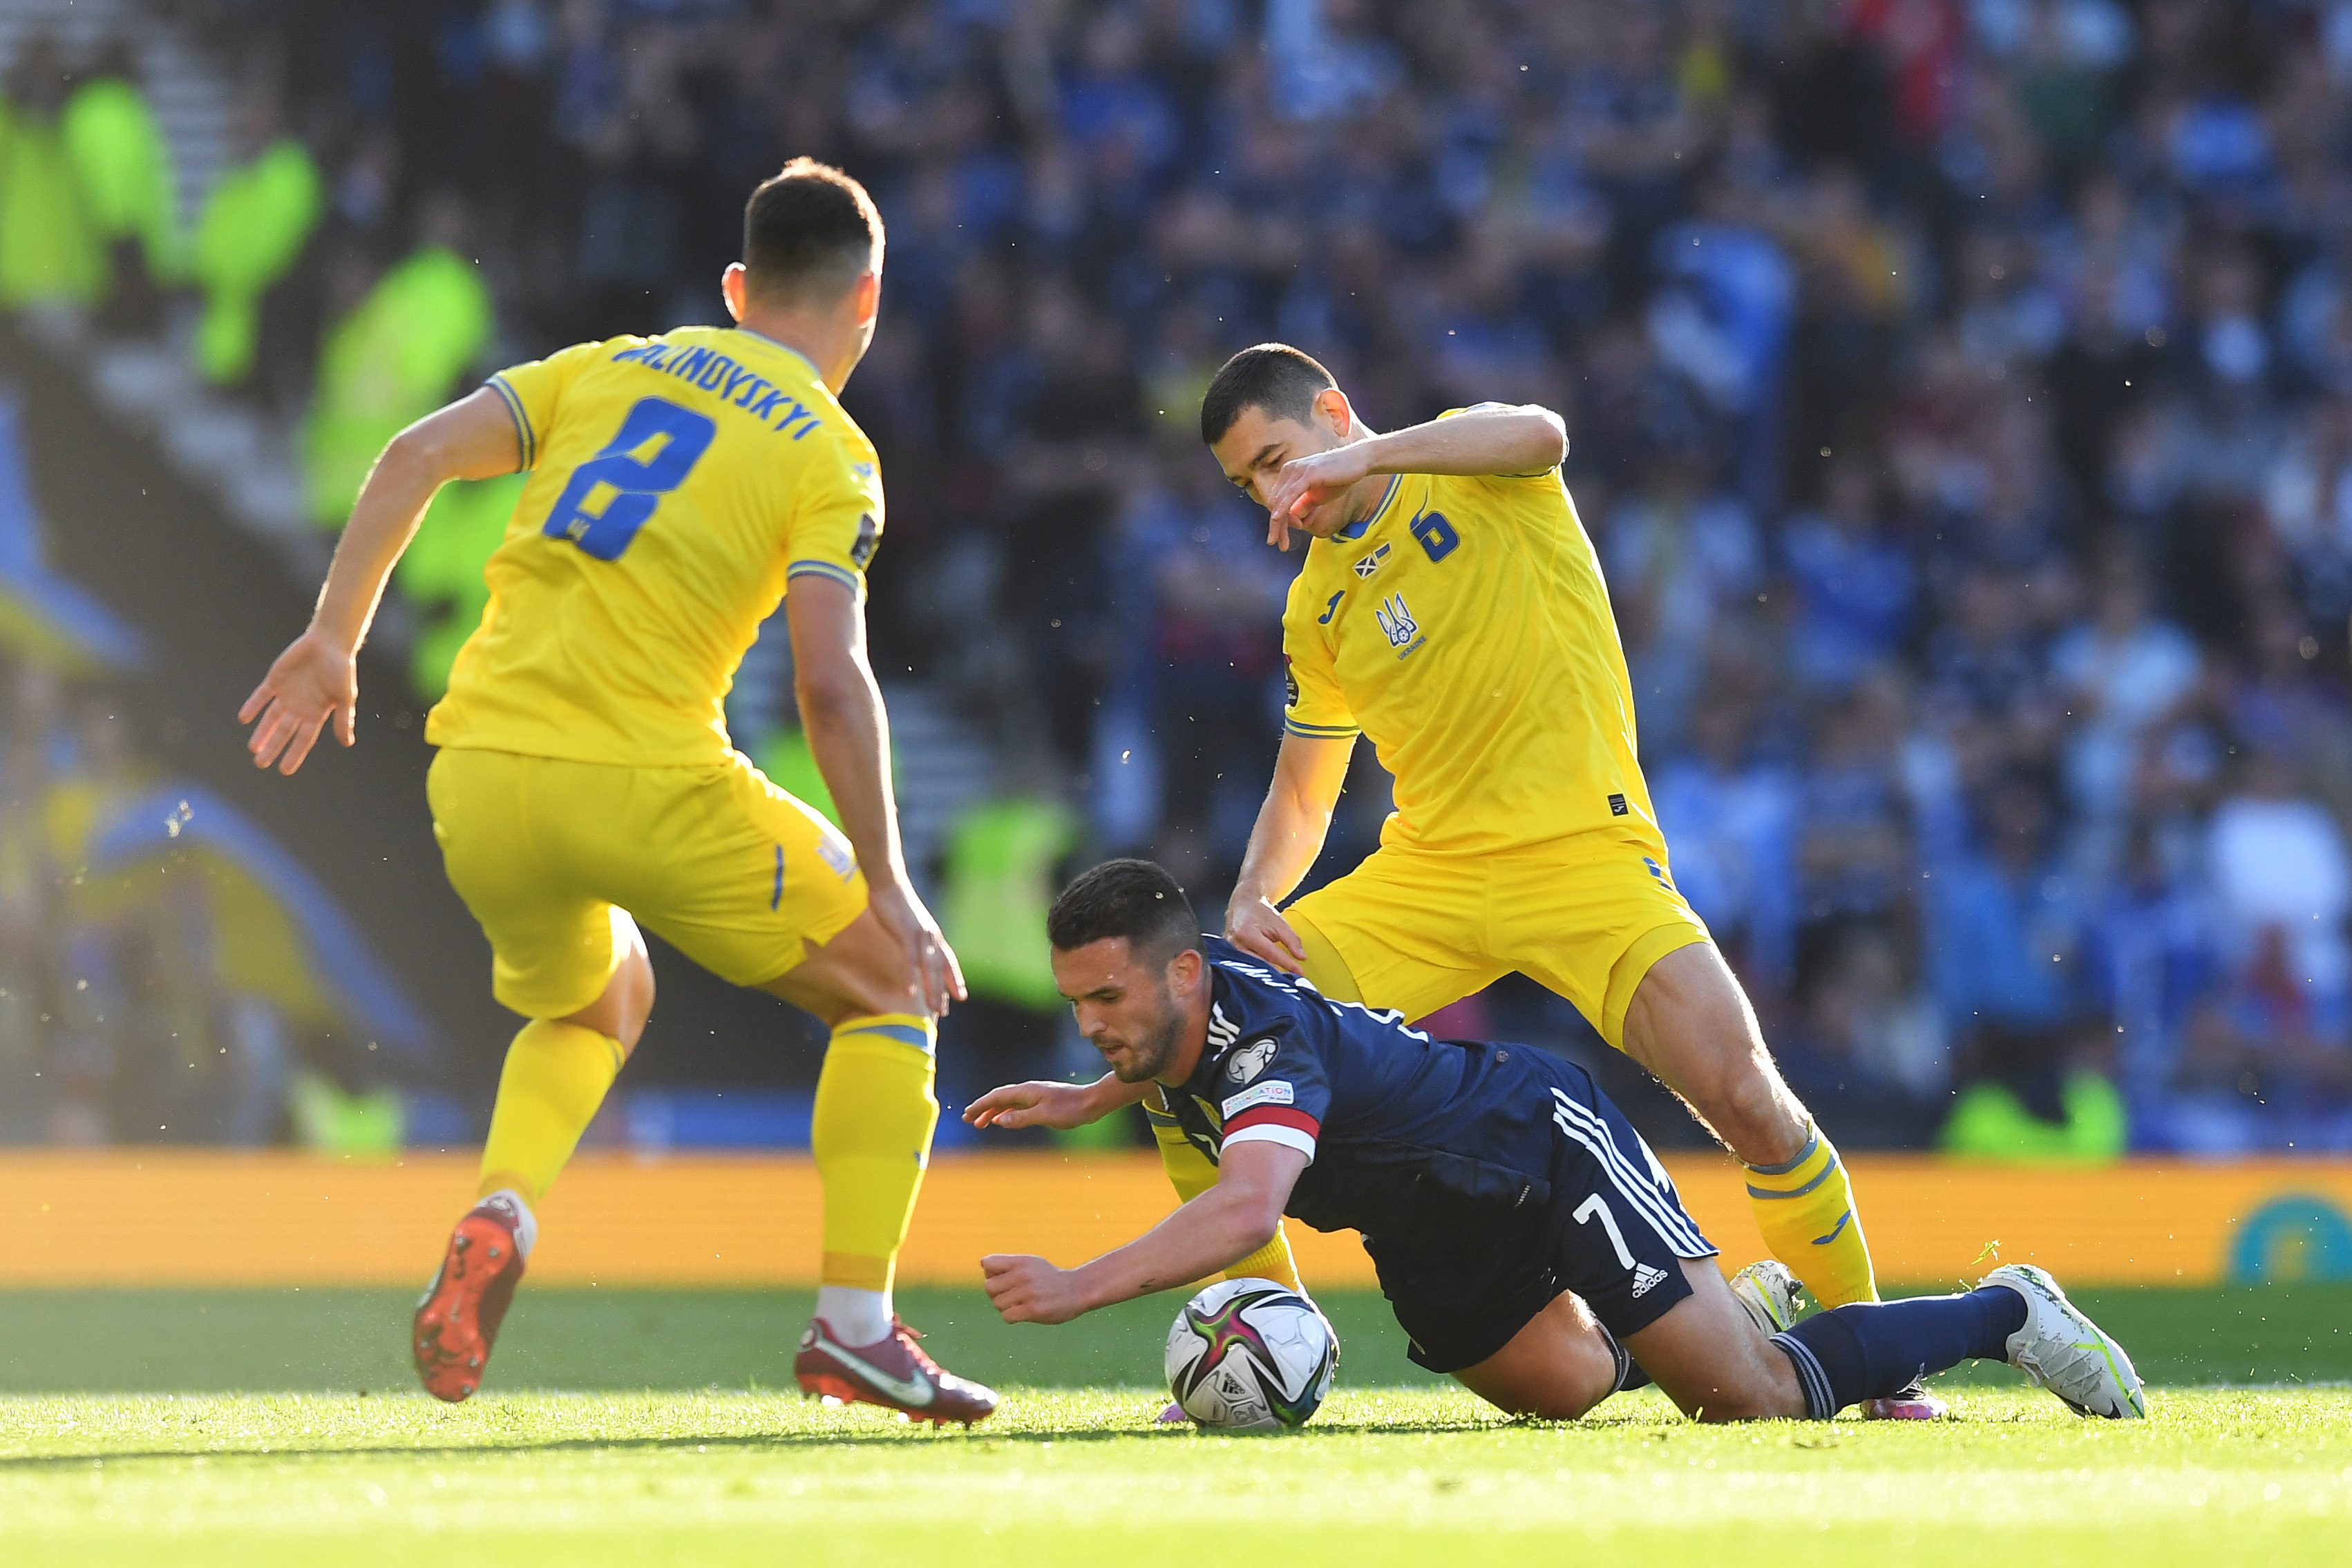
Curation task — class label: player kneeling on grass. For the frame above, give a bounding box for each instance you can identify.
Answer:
[968,860,2147,1424]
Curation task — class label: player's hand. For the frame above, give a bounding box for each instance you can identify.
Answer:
[865,877,966,1017]
[981,1253,1090,1325]
[1262,444,1374,551]
[1226,893,1309,975]
[239,627,359,775]
[964,1078,1110,1131]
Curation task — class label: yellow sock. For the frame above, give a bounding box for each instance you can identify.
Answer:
[477,1019,625,1205]
[1145,1084,1303,1292]
[1745,1123,1879,1306]
[812,1013,939,1292]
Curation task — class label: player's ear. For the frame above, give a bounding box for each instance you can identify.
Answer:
[1313,386,1354,439]
[721,263,748,323]
[851,270,881,327]
[1166,946,1204,997]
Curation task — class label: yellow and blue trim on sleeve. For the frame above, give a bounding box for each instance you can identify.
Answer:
[1283,717,1360,740]
[489,374,535,470]
[787,559,863,594]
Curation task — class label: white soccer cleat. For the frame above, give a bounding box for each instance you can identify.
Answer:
[1729,1259,1801,1335]
[1980,1264,2146,1419]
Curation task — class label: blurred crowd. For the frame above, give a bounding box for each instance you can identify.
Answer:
[0,655,366,1150]
[7,0,2352,1154]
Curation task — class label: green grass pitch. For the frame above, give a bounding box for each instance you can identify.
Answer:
[2,1286,2349,1565]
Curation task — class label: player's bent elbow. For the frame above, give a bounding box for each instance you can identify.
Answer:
[1526,406,1568,468]
[794,671,872,730]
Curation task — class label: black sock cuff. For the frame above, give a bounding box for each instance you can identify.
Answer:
[1600,1322,1634,1393]
[1771,1330,1837,1419]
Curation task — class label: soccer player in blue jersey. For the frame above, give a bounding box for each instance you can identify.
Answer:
[968,861,2145,1423]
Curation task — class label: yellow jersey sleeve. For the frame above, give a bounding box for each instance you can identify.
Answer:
[486,337,632,472]
[1281,573,1360,740]
[781,423,884,597]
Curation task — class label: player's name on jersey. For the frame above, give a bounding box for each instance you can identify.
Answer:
[609,340,826,440]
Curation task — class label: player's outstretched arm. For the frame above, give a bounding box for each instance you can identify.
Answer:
[964,1074,1150,1130]
[788,576,966,1017]
[239,388,522,774]
[981,1141,1308,1324]
[1226,732,1354,973]
[1262,403,1568,536]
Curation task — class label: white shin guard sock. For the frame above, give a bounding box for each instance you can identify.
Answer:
[815,1286,891,1347]
[477,1187,540,1260]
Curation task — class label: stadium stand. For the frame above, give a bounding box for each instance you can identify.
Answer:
[3,0,2352,1162]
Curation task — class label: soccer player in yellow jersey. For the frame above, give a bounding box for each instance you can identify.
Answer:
[237,160,996,1423]
[986,343,1932,1419]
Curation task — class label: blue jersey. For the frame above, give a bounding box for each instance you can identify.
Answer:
[1162,937,1706,1259]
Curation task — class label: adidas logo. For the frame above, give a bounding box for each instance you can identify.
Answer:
[1208,1004,1240,1051]
[1630,1263,1669,1298]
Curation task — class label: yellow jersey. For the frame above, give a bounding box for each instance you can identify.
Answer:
[426,325,882,767]
[1280,425,1652,854]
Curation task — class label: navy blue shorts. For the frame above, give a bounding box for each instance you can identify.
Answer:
[1369,1058,1718,1374]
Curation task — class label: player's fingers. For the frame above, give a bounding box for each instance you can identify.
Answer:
[334,699,357,747]
[1229,923,1300,974]
[277,717,323,775]
[249,709,294,769]
[237,681,276,726]
[921,939,954,1016]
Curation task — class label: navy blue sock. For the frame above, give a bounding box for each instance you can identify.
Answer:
[1770,1287,2027,1419]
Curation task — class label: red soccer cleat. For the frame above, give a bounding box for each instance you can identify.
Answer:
[411,1198,528,1403]
[795,1317,999,1426]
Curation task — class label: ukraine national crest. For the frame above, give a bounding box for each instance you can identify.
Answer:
[1374,593,1418,649]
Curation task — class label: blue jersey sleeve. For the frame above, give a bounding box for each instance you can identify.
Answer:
[1215,1022,1331,1164]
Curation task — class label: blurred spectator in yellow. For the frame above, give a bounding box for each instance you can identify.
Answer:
[938,777,1083,1136]
[0,33,104,310]
[189,93,319,388]
[393,472,524,699]
[301,194,491,525]
[61,39,181,332]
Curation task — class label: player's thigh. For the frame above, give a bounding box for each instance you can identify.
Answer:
[1283,846,1504,1021]
[571,753,871,1000]
[1501,835,1710,1050]
[759,903,922,1023]
[1452,1288,1622,1420]
[427,747,635,1020]
[1620,1259,1805,1422]
[1618,941,1803,1156]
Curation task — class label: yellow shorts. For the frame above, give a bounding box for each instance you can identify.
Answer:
[426,747,869,1019]
[1285,830,1711,1050]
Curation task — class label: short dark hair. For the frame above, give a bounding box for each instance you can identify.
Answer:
[743,157,884,304]
[1199,343,1338,446]
[1047,859,1201,962]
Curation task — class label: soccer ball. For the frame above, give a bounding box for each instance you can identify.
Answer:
[1164,1277,1337,1432]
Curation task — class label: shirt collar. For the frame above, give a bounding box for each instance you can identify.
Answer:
[1331,472,1403,543]
[732,327,825,383]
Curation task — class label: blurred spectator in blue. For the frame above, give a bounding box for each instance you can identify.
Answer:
[1651,690,1797,990]
[1781,456,1916,695]
[1925,769,2083,1037]
[1774,918,1948,1151]
[2052,546,2200,838]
